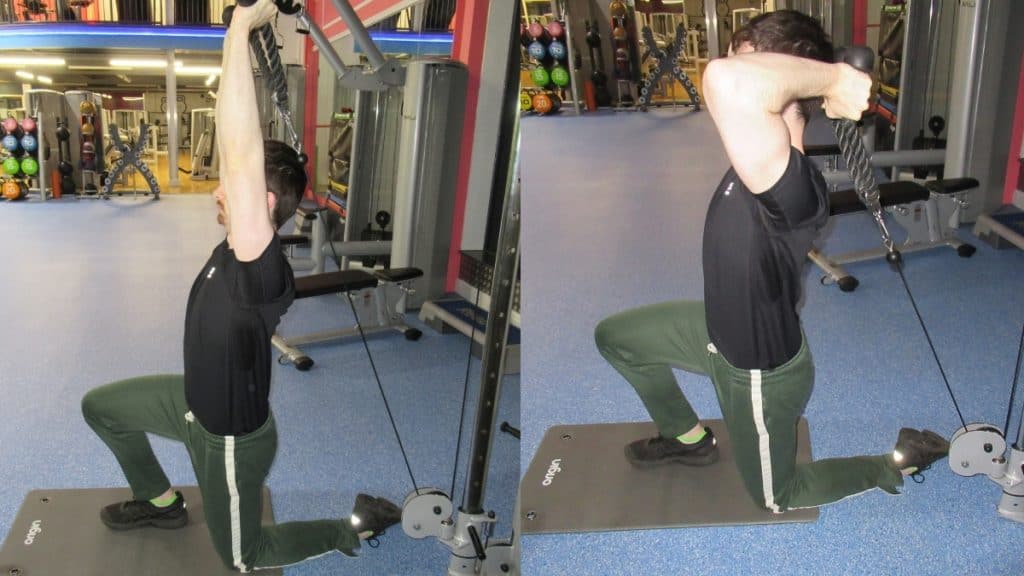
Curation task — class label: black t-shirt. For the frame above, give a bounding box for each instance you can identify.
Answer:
[183,234,295,436]
[702,147,829,370]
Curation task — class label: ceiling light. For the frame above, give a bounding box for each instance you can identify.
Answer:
[68,65,132,71]
[123,96,144,101]
[36,75,52,85]
[207,91,217,99]
[101,93,112,99]
[204,74,217,86]
[109,58,182,69]
[0,56,66,67]
[178,66,221,76]
[15,71,34,80]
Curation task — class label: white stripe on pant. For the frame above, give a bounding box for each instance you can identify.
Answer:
[225,436,247,572]
[750,369,781,513]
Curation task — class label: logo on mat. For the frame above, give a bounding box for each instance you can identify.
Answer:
[23,520,41,546]
[541,458,562,487]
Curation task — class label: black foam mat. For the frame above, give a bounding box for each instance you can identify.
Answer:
[521,419,818,534]
[0,486,281,576]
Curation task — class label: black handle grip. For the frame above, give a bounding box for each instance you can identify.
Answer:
[836,45,874,72]
[467,525,486,560]
[222,4,236,27]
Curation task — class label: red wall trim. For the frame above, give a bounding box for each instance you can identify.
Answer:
[445,0,490,292]
[853,0,868,46]
[1004,55,1024,204]
[303,0,320,200]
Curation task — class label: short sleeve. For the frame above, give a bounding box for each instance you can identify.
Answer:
[229,235,292,308]
[755,147,829,231]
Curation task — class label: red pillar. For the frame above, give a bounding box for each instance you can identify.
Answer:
[303,0,320,200]
[446,0,490,291]
[1004,56,1024,204]
[852,0,868,46]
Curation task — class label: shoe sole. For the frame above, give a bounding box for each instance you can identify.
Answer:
[100,513,189,531]
[624,447,721,469]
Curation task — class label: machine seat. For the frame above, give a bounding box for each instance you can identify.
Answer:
[829,181,930,216]
[294,270,378,299]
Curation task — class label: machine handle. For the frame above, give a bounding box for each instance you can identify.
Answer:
[836,45,874,72]
[467,525,486,560]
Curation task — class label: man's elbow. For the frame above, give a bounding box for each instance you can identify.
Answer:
[702,59,739,110]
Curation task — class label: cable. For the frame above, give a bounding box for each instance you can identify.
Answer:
[1003,324,1024,440]
[450,260,484,499]
[892,261,967,430]
[345,291,420,493]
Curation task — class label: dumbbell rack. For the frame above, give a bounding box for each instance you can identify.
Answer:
[520,0,581,116]
[1,116,40,202]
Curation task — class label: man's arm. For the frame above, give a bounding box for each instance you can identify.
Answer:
[701,53,870,193]
[216,0,279,262]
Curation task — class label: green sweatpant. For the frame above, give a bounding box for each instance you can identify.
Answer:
[81,375,360,572]
[594,301,903,511]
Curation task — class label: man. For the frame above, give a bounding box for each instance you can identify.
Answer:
[594,10,949,512]
[81,0,399,570]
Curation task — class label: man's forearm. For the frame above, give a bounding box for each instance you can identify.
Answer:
[216,26,264,176]
[706,52,838,115]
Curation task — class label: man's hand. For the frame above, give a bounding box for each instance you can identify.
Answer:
[823,63,872,121]
[228,0,278,33]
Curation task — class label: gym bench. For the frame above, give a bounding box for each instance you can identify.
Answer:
[805,145,977,291]
[272,266,423,371]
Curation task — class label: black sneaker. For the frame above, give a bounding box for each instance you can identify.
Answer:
[625,427,720,468]
[100,491,188,531]
[891,428,950,482]
[349,493,402,541]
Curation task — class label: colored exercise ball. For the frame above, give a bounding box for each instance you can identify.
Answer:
[1,135,17,152]
[2,117,17,134]
[550,66,570,87]
[80,100,97,116]
[81,122,95,137]
[532,93,553,115]
[21,117,36,133]
[20,134,37,153]
[21,157,38,176]
[548,21,564,38]
[520,91,533,111]
[528,41,547,61]
[613,26,627,41]
[548,40,567,61]
[610,0,627,18]
[3,157,20,175]
[528,21,545,39]
[531,67,551,87]
[82,141,96,156]
[2,180,22,200]
[615,48,629,63]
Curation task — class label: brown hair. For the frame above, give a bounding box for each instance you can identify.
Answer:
[732,10,835,121]
[263,139,307,229]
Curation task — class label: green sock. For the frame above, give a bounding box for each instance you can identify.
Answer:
[676,428,707,445]
[149,492,177,508]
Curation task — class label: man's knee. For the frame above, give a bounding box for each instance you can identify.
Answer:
[594,316,626,360]
[81,387,106,424]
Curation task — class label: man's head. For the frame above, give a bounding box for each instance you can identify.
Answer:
[214,139,307,232]
[730,9,835,122]
[263,139,307,229]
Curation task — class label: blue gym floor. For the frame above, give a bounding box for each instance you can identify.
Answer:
[520,109,1024,576]
[0,195,519,575]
